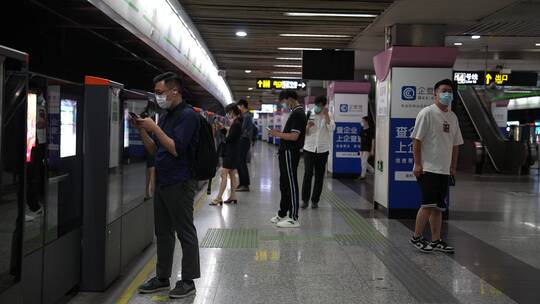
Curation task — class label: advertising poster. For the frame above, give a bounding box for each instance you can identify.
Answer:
[388,67,452,209]
[331,93,368,174]
[47,85,61,168]
[26,93,37,163]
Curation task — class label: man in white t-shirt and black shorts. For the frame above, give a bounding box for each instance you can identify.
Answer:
[410,79,464,253]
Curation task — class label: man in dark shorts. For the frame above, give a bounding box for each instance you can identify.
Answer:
[268,90,307,228]
[410,79,463,253]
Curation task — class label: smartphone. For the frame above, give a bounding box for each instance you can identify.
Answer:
[129,112,139,119]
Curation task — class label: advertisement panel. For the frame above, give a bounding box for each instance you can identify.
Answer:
[331,93,368,174]
[388,67,452,210]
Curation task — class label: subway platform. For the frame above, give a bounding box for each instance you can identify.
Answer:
[70,142,540,304]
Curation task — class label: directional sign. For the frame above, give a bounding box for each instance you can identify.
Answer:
[256,79,306,90]
[454,71,537,86]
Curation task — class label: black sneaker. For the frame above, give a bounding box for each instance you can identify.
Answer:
[431,239,455,253]
[138,277,170,294]
[301,201,309,209]
[410,236,433,253]
[169,280,196,299]
[311,202,319,209]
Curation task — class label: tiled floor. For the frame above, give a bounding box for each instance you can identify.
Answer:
[72,142,540,304]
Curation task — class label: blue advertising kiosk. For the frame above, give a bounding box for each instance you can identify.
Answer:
[373,47,458,218]
[327,81,370,177]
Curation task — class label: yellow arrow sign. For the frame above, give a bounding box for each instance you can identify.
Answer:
[485,73,492,85]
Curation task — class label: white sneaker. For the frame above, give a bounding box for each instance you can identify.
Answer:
[25,214,35,222]
[276,218,300,228]
[270,215,285,224]
[25,207,43,222]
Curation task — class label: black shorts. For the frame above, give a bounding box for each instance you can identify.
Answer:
[417,172,449,211]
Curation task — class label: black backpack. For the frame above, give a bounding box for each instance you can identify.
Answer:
[190,112,218,181]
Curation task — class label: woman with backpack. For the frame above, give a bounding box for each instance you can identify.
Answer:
[210,104,243,205]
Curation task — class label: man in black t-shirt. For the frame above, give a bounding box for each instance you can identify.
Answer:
[268,90,307,228]
[360,116,375,179]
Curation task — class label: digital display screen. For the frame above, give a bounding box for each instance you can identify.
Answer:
[60,99,77,158]
[26,93,37,163]
[260,104,276,113]
[302,50,355,80]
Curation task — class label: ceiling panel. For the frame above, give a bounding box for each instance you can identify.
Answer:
[178,0,393,104]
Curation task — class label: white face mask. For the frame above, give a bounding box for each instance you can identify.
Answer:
[155,94,172,109]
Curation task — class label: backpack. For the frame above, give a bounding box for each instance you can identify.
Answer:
[191,113,218,181]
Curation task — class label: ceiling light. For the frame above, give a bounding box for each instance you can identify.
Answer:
[285,12,377,18]
[471,35,481,39]
[274,64,302,68]
[278,47,322,51]
[245,70,252,73]
[454,42,463,46]
[236,31,247,37]
[276,57,302,60]
[271,76,302,79]
[248,88,253,91]
[536,43,540,47]
[273,71,302,74]
[279,34,351,38]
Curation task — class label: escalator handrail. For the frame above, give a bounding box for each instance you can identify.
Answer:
[457,86,526,173]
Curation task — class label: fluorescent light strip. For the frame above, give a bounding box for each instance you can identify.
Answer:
[272,71,302,74]
[278,47,322,51]
[279,33,351,38]
[471,35,481,39]
[271,76,302,79]
[454,42,463,46]
[274,64,302,68]
[285,12,377,18]
[536,43,540,47]
[276,57,302,60]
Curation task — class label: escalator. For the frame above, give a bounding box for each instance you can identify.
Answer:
[455,86,527,174]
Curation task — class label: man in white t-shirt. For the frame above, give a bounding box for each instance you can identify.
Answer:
[410,79,464,253]
[301,95,335,209]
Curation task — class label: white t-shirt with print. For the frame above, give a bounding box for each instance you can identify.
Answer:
[411,104,464,175]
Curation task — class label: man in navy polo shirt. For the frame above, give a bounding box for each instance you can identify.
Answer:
[134,72,200,299]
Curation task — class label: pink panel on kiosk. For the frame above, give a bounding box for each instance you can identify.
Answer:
[373,47,459,81]
[328,81,371,96]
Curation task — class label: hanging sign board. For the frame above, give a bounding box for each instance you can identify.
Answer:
[256,79,307,90]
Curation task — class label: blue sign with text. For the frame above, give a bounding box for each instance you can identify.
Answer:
[332,122,362,174]
[389,118,421,209]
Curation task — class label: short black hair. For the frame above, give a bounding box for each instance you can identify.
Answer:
[314,95,327,106]
[237,99,248,109]
[153,72,183,90]
[225,103,241,116]
[278,89,298,101]
[434,79,454,92]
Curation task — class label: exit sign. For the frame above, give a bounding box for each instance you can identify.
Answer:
[256,79,307,90]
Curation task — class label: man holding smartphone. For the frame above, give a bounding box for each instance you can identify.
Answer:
[410,79,463,254]
[133,72,201,299]
[269,90,307,228]
[301,95,334,209]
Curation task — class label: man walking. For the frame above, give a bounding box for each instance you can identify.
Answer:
[301,95,335,209]
[236,99,253,191]
[135,72,201,298]
[410,79,463,253]
[269,90,307,228]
